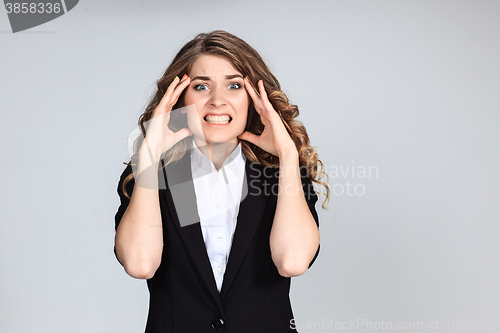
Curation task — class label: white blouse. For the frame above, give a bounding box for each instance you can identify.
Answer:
[190,139,247,292]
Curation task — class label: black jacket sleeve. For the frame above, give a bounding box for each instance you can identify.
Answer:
[300,166,320,269]
[113,163,135,265]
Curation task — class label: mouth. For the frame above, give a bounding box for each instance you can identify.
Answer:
[204,114,232,125]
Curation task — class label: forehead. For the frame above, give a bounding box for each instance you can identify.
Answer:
[189,54,240,76]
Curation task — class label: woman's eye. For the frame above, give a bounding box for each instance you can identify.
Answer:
[194,84,208,91]
[229,83,241,89]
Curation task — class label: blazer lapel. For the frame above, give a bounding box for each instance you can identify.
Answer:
[159,150,223,311]
[158,151,275,305]
[220,160,275,299]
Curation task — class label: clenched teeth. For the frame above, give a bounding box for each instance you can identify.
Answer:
[205,114,232,124]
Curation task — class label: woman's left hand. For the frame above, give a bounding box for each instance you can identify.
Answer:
[238,79,297,157]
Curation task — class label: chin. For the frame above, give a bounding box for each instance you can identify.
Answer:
[201,126,246,145]
[204,135,239,145]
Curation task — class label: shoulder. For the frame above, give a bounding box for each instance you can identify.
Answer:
[117,163,134,191]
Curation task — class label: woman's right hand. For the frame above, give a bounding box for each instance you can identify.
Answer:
[117,78,192,278]
[140,74,192,161]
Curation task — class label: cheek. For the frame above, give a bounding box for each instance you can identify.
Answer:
[184,88,204,103]
[186,106,204,137]
[240,104,250,124]
[184,90,210,112]
[232,93,250,116]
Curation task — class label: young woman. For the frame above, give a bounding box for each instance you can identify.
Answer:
[114,30,329,333]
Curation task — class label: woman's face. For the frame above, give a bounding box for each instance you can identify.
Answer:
[184,54,249,146]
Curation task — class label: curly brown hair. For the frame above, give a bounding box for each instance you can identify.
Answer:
[122,30,330,208]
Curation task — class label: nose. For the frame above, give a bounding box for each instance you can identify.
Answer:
[209,85,226,107]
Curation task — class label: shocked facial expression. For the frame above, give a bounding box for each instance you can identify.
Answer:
[183,54,250,146]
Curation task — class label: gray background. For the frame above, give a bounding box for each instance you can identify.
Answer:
[1,0,499,332]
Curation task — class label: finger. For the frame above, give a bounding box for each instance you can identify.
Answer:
[238,131,260,146]
[257,80,274,113]
[167,76,191,109]
[244,77,264,114]
[157,76,181,111]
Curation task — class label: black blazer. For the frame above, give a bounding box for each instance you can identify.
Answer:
[114,149,320,333]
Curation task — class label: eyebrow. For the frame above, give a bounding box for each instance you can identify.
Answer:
[191,74,244,81]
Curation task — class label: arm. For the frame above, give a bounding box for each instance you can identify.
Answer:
[114,74,192,279]
[239,78,320,278]
[269,149,320,277]
[114,147,164,280]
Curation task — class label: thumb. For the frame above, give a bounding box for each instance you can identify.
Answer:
[238,131,259,146]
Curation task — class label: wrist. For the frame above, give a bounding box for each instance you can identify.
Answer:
[139,141,163,163]
[278,145,299,160]
[137,145,161,174]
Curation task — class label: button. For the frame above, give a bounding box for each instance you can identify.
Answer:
[217,267,223,273]
[211,317,225,330]
[215,203,221,208]
[217,236,222,241]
